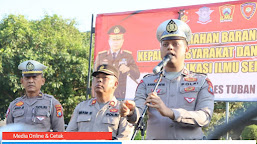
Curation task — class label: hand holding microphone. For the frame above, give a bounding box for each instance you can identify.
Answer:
[153,54,173,74]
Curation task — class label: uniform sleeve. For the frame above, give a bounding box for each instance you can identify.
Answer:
[51,99,65,132]
[116,116,134,140]
[6,104,13,124]
[126,80,147,124]
[127,54,140,81]
[66,104,80,131]
[172,78,214,127]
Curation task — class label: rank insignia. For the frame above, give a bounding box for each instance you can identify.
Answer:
[36,116,45,121]
[182,69,189,75]
[91,99,96,105]
[109,101,115,107]
[184,97,195,103]
[55,104,63,117]
[184,86,195,92]
[110,108,118,113]
[16,101,24,106]
[184,77,197,82]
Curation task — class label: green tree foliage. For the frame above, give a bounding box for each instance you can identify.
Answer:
[205,102,257,139]
[241,124,257,140]
[0,14,93,123]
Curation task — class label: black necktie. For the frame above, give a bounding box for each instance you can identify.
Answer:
[113,53,116,59]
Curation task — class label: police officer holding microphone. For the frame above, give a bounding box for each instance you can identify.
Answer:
[120,19,215,140]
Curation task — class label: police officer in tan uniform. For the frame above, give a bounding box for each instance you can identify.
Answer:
[94,25,140,100]
[6,60,65,132]
[66,64,133,140]
[120,19,215,139]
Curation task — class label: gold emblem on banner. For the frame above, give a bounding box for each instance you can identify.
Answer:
[166,20,178,33]
[114,27,120,34]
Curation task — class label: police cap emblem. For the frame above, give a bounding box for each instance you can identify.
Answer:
[26,62,35,71]
[114,27,120,34]
[166,20,178,33]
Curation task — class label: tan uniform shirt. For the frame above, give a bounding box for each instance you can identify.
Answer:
[128,68,214,140]
[6,92,65,132]
[94,50,140,99]
[66,97,133,140]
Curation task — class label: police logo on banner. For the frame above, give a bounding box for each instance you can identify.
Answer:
[241,2,256,20]
[219,4,235,22]
[196,7,214,24]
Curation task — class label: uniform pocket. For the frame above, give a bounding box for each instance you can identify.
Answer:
[178,86,201,108]
[35,110,49,125]
[77,115,91,122]
[12,110,25,123]
[102,116,119,125]
[13,110,24,117]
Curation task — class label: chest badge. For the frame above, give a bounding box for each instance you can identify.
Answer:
[184,77,197,82]
[91,99,96,105]
[110,108,118,112]
[184,86,195,92]
[16,101,24,106]
[184,97,195,103]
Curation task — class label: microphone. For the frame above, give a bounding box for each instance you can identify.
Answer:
[153,54,173,74]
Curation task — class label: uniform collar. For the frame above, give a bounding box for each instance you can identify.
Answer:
[108,49,122,55]
[90,96,118,107]
[162,67,190,80]
[24,91,44,99]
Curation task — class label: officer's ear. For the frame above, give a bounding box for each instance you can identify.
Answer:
[40,74,45,86]
[114,78,118,88]
[20,77,24,84]
[185,40,189,53]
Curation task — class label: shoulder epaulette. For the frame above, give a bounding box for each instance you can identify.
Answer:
[143,73,155,78]
[44,94,54,99]
[123,50,132,54]
[14,96,22,101]
[98,50,107,54]
[194,72,207,76]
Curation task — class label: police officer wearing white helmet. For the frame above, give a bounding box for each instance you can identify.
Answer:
[120,19,215,139]
[5,60,65,132]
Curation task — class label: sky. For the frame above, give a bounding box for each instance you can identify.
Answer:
[0,0,238,32]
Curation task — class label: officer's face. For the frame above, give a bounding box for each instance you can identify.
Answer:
[21,74,45,95]
[109,36,124,52]
[160,39,189,66]
[94,73,118,95]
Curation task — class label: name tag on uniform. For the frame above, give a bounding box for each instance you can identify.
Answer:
[79,111,92,115]
[14,106,24,110]
[106,113,119,117]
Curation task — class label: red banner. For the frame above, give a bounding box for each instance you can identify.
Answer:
[94,0,257,101]
[2,132,112,140]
